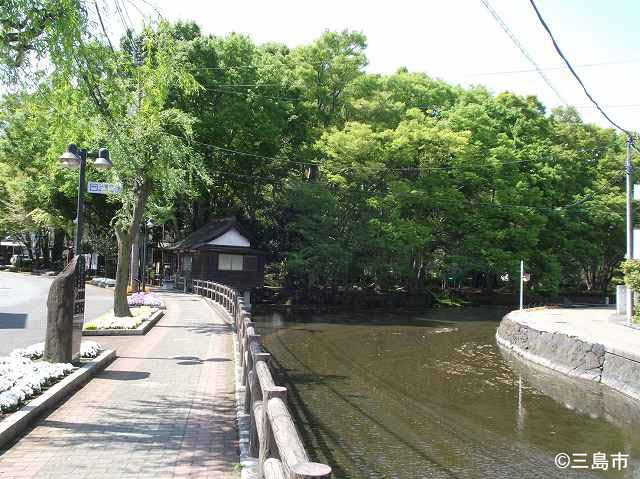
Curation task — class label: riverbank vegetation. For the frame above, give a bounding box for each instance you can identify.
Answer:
[0,4,629,306]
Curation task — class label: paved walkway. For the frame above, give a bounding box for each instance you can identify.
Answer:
[0,291,238,479]
[510,306,640,361]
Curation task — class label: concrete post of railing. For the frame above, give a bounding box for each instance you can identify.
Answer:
[241,320,255,356]
[239,323,250,364]
[243,333,260,386]
[242,350,250,387]
[263,458,287,479]
[248,369,261,457]
[259,386,288,478]
[246,352,270,414]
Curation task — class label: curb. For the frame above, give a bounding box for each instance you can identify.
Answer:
[497,314,640,402]
[0,349,117,450]
[83,310,164,336]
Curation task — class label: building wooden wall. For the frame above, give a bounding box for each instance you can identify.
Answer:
[188,251,265,290]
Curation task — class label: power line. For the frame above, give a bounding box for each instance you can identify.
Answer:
[479,0,569,106]
[204,83,282,88]
[483,170,625,212]
[528,0,635,140]
[204,88,300,102]
[118,0,134,30]
[186,60,331,71]
[128,0,164,19]
[465,58,640,78]
[195,138,597,174]
[94,1,115,53]
[113,0,131,34]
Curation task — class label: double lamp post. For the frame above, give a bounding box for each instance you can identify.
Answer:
[58,143,113,257]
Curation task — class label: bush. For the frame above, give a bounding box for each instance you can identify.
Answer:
[621,260,640,322]
[621,260,640,291]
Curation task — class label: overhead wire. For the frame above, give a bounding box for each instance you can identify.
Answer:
[119,0,135,27]
[479,0,569,106]
[528,0,635,141]
[465,58,640,77]
[194,138,615,176]
[94,1,115,53]
[112,0,131,33]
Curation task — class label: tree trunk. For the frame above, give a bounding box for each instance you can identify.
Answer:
[484,272,495,294]
[113,179,152,317]
[130,229,140,291]
[114,226,132,317]
[42,228,50,267]
[52,228,65,268]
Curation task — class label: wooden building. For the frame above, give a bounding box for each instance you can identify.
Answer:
[170,217,265,298]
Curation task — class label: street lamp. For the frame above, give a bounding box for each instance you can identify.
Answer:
[58,143,113,257]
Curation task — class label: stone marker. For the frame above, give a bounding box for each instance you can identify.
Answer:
[44,256,80,363]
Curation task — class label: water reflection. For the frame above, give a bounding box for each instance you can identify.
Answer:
[500,346,640,431]
[256,307,640,478]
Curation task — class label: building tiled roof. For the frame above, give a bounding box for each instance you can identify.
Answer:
[170,217,252,251]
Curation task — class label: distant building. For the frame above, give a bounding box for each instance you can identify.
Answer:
[169,217,265,302]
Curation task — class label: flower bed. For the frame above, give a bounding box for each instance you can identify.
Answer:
[84,305,157,330]
[83,293,163,332]
[127,292,163,308]
[0,341,103,414]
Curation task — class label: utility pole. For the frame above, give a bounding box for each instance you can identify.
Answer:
[626,137,634,323]
[520,260,524,310]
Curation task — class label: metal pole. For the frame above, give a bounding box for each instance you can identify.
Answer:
[520,260,524,310]
[141,223,146,292]
[626,137,634,323]
[74,152,86,256]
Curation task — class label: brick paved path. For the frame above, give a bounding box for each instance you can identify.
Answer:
[0,292,238,479]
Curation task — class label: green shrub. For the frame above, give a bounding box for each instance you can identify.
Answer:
[621,260,640,291]
[621,260,640,322]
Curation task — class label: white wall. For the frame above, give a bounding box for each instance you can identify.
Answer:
[208,228,250,247]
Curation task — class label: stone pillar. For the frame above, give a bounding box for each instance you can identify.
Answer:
[44,256,80,363]
[617,285,627,315]
[243,290,252,310]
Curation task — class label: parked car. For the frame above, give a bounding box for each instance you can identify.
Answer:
[10,254,31,266]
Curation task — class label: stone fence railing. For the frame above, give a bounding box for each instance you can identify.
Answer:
[192,279,332,479]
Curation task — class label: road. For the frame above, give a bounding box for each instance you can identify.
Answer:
[0,271,114,355]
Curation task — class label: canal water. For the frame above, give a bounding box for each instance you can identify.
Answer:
[255,307,640,478]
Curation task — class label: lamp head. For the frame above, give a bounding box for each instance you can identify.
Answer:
[58,143,81,169]
[93,148,112,170]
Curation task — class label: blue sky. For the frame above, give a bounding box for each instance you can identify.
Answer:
[104,0,640,130]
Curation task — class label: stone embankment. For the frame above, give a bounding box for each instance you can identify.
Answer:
[496,307,640,401]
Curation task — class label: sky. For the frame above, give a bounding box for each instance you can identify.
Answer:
[103,0,640,131]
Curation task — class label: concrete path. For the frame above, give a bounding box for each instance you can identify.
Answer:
[0,272,114,355]
[499,306,640,401]
[0,291,238,479]
[508,306,640,360]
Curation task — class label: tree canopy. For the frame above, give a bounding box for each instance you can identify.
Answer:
[0,10,632,303]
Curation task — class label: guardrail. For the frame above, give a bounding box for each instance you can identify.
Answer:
[192,279,332,479]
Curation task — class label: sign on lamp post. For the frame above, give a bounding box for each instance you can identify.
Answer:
[87,181,122,195]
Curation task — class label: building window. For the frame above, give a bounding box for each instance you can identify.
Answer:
[219,253,243,271]
[182,255,192,272]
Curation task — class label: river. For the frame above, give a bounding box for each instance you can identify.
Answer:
[255,306,640,478]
